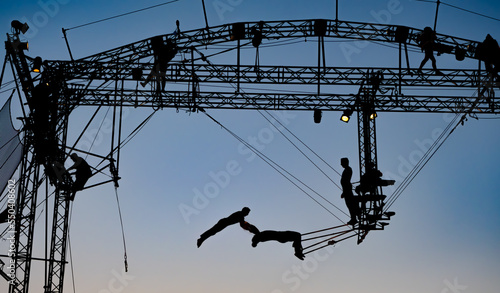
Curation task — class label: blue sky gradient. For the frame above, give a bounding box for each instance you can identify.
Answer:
[1,1,499,293]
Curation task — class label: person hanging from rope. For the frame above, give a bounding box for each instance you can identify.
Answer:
[251,230,305,260]
[417,26,443,75]
[66,153,92,201]
[197,207,258,247]
[340,158,359,226]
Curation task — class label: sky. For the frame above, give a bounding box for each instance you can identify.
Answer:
[0,1,499,293]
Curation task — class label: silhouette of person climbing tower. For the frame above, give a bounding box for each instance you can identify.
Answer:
[67,153,92,201]
[197,207,257,247]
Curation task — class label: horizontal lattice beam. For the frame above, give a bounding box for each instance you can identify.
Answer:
[77,19,480,63]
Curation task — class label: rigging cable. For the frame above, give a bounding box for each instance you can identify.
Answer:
[257,110,343,192]
[384,110,462,211]
[199,108,348,223]
[111,110,157,155]
[261,110,343,177]
[187,42,350,221]
[67,205,77,293]
[304,231,358,255]
[416,0,500,22]
[383,82,488,211]
[84,106,112,160]
[65,0,183,31]
[256,111,347,215]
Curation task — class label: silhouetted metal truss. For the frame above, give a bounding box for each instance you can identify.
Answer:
[38,17,498,114]
[4,18,499,293]
[78,19,480,63]
[43,62,498,113]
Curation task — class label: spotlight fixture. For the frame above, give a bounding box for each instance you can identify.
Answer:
[455,46,466,61]
[12,39,29,51]
[32,57,42,73]
[340,109,353,123]
[313,109,322,123]
[231,22,246,41]
[251,27,262,48]
[11,20,29,34]
[369,112,377,120]
[394,26,409,43]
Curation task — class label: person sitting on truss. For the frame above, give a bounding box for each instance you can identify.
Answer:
[251,230,305,260]
[66,153,92,201]
[197,207,257,247]
[355,162,395,196]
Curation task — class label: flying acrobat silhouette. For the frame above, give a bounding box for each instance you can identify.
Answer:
[197,207,257,247]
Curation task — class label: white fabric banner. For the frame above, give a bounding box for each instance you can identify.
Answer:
[0,97,22,193]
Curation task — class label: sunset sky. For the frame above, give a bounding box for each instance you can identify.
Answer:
[1,1,499,293]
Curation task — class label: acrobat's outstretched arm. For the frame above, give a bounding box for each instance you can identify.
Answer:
[240,221,260,234]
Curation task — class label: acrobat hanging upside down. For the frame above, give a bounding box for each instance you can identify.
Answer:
[251,230,305,260]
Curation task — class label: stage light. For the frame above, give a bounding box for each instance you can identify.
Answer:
[314,19,328,36]
[394,26,409,43]
[11,20,29,34]
[340,109,353,123]
[369,112,377,120]
[251,27,262,48]
[231,22,246,41]
[455,46,466,61]
[12,39,29,51]
[32,57,42,73]
[313,109,322,123]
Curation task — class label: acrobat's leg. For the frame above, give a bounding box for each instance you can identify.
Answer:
[293,238,305,260]
[197,218,230,247]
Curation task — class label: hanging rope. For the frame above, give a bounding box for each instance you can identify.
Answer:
[114,187,128,272]
[91,110,157,172]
